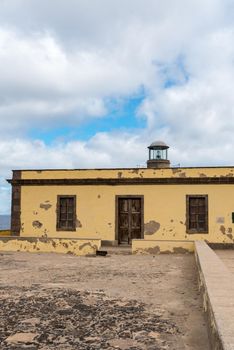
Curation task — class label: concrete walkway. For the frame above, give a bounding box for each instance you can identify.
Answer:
[195,241,234,350]
[215,250,234,275]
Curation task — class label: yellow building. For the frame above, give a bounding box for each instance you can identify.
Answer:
[7,141,234,247]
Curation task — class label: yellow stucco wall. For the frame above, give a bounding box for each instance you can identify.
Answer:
[0,237,101,256]
[18,168,234,244]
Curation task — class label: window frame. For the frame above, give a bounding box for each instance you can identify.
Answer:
[56,195,77,231]
[186,195,208,234]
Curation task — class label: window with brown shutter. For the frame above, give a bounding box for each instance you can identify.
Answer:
[186,195,208,233]
[57,195,76,231]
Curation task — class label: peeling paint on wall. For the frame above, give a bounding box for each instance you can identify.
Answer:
[79,242,94,251]
[144,246,160,254]
[40,202,52,210]
[172,169,182,174]
[32,221,43,229]
[179,172,186,178]
[220,225,226,234]
[0,237,101,256]
[219,226,233,241]
[173,247,190,254]
[131,169,139,174]
[76,219,82,228]
[144,221,160,235]
[21,223,24,233]
[132,240,194,254]
[227,233,233,240]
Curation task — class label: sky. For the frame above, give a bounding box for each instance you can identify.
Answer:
[1,0,234,214]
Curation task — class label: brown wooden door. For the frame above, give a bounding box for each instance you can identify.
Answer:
[118,198,142,244]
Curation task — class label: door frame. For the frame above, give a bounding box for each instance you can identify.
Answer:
[115,195,144,243]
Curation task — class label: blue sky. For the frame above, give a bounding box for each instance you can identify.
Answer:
[0,0,234,214]
[29,94,147,144]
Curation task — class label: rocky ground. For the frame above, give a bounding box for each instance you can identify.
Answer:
[0,252,210,349]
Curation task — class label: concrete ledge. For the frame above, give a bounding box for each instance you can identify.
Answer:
[132,239,194,254]
[0,237,101,256]
[195,241,234,350]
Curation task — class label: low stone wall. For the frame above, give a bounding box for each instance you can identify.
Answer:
[132,239,194,254]
[195,241,234,350]
[0,230,11,236]
[0,237,101,256]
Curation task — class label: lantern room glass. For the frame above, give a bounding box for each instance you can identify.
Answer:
[149,148,168,160]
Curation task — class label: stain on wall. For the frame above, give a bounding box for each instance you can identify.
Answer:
[144,221,160,235]
[216,217,225,224]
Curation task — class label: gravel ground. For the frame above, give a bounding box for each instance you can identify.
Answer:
[0,252,210,349]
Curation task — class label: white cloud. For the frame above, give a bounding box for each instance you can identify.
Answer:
[0,134,147,214]
[0,25,153,133]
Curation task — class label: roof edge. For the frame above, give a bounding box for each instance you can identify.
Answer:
[10,166,234,172]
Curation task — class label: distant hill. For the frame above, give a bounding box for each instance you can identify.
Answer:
[0,215,11,230]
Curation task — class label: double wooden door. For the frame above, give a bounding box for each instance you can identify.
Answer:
[118,197,143,244]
